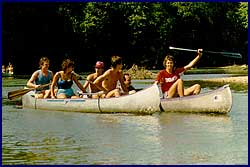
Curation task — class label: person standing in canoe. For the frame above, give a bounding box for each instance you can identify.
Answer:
[82,61,105,98]
[27,57,53,98]
[50,59,86,99]
[155,49,203,98]
[93,55,129,98]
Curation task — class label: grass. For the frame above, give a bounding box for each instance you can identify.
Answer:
[186,64,248,75]
[185,80,248,92]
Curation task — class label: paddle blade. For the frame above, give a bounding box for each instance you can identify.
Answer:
[8,88,32,100]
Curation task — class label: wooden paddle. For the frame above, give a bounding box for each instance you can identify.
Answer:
[169,46,242,59]
[8,83,51,100]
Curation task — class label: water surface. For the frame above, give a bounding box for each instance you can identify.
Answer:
[2,76,248,165]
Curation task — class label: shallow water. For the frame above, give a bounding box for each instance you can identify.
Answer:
[2,76,248,165]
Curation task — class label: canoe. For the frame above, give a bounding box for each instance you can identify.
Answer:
[22,84,161,114]
[160,84,232,114]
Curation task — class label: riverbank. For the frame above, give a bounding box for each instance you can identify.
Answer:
[186,64,248,75]
[185,76,248,92]
[125,64,248,78]
[182,65,248,92]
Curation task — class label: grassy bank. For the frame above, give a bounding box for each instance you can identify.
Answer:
[185,76,248,92]
[125,64,248,92]
[125,64,248,79]
[185,65,248,92]
[186,65,248,75]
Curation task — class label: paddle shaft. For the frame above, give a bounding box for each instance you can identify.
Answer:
[169,46,242,59]
[8,83,51,100]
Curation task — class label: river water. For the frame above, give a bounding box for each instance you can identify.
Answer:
[1,75,248,165]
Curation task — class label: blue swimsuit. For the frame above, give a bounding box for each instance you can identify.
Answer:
[57,75,74,97]
[35,70,52,93]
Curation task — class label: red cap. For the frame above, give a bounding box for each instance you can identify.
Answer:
[95,61,104,68]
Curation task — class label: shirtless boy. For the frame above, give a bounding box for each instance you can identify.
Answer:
[93,56,128,98]
[82,61,105,98]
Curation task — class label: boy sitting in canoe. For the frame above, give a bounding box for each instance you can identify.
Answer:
[82,61,105,98]
[93,55,129,98]
[155,49,203,98]
[27,57,54,98]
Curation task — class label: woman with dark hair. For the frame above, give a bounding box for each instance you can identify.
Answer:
[27,57,53,98]
[51,59,86,98]
[155,49,203,98]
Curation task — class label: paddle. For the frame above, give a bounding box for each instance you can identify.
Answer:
[169,46,242,59]
[8,83,51,100]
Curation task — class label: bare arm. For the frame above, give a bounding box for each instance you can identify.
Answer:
[72,74,86,93]
[82,74,92,90]
[51,72,60,98]
[27,71,40,88]
[184,49,203,70]
[93,71,109,92]
[119,73,128,94]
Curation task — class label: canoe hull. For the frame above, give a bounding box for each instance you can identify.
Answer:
[98,85,160,114]
[22,84,161,114]
[160,84,232,114]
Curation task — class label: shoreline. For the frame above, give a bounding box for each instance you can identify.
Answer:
[199,76,248,84]
[185,76,248,92]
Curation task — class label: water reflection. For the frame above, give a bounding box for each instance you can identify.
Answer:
[156,112,233,164]
[93,114,163,164]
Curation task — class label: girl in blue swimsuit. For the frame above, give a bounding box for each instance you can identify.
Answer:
[50,59,86,98]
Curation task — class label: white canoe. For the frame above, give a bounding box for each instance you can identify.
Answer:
[22,84,161,114]
[160,84,232,114]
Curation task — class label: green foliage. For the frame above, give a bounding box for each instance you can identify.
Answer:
[237,2,248,29]
[58,2,248,67]
[80,3,111,33]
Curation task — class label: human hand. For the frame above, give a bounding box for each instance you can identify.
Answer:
[197,49,203,56]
